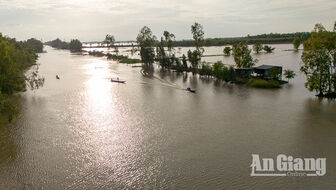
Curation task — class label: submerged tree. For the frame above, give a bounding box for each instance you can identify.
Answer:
[253,42,263,54]
[187,22,205,73]
[300,23,336,97]
[187,49,201,73]
[156,37,168,68]
[182,54,188,70]
[211,61,236,82]
[163,31,175,56]
[232,42,257,68]
[263,45,275,53]
[104,34,115,47]
[136,26,156,65]
[293,37,301,50]
[191,22,205,55]
[104,34,119,55]
[156,31,176,68]
[223,46,232,56]
[284,69,296,82]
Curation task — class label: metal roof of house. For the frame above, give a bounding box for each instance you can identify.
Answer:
[254,65,282,70]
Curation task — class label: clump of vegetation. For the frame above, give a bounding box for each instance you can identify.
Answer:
[88,50,141,64]
[69,39,82,52]
[187,49,201,73]
[212,61,235,82]
[248,78,281,88]
[198,63,212,77]
[232,42,257,68]
[136,26,156,66]
[284,69,296,82]
[263,45,275,53]
[223,46,232,56]
[301,23,336,98]
[106,53,127,60]
[253,42,263,54]
[198,61,235,82]
[119,58,141,64]
[45,38,69,49]
[188,22,205,73]
[293,37,301,50]
[156,30,176,69]
[104,34,119,55]
[0,34,44,122]
[22,38,44,53]
[88,51,105,57]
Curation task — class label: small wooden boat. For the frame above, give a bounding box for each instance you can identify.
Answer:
[56,75,60,79]
[111,78,126,83]
[186,87,196,93]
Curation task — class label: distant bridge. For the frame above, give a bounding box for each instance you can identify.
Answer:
[83,41,138,48]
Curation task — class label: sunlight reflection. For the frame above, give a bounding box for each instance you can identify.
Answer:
[84,59,114,116]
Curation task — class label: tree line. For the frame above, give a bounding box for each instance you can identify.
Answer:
[173,32,311,47]
[0,34,44,122]
[45,38,82,52]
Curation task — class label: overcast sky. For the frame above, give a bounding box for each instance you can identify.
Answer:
[0,0,335,42]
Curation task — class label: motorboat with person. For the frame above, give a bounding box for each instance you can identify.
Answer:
[186,87,196,93]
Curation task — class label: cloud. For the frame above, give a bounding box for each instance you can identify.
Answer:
[0,0,335,41]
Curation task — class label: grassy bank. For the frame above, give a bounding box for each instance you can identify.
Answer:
[247,78,283,88]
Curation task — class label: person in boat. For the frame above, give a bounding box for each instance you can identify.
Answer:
[187,87,196,93]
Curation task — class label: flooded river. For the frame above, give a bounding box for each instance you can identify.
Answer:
[0,45,335,189]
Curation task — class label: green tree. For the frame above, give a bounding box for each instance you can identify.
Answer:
[187,50,201,73]
[23,38,43,53]
[263,45,275,53]
[0,34,44,122]
[45,38,68,49]
[182,54,188,70]
[156,38,168,68]
[284,69,296,82]
[300,23,336,96]
[69,39,82,52]
[232,42,256,68]
[136,26,156,65]
[191,22,205,55]
[156,31,176,68]
[199,63,212,76]
[253,42,263,54]
[163,31,175,56]
[293,37,301,50]
[223,46,232,56]
[104,34,115,47]
[104,34,119,55]
[212,61,224,78]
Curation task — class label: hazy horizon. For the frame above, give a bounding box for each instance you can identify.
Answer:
[0,0,335,42]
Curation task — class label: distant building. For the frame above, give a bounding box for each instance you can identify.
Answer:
[235,65,283,80]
